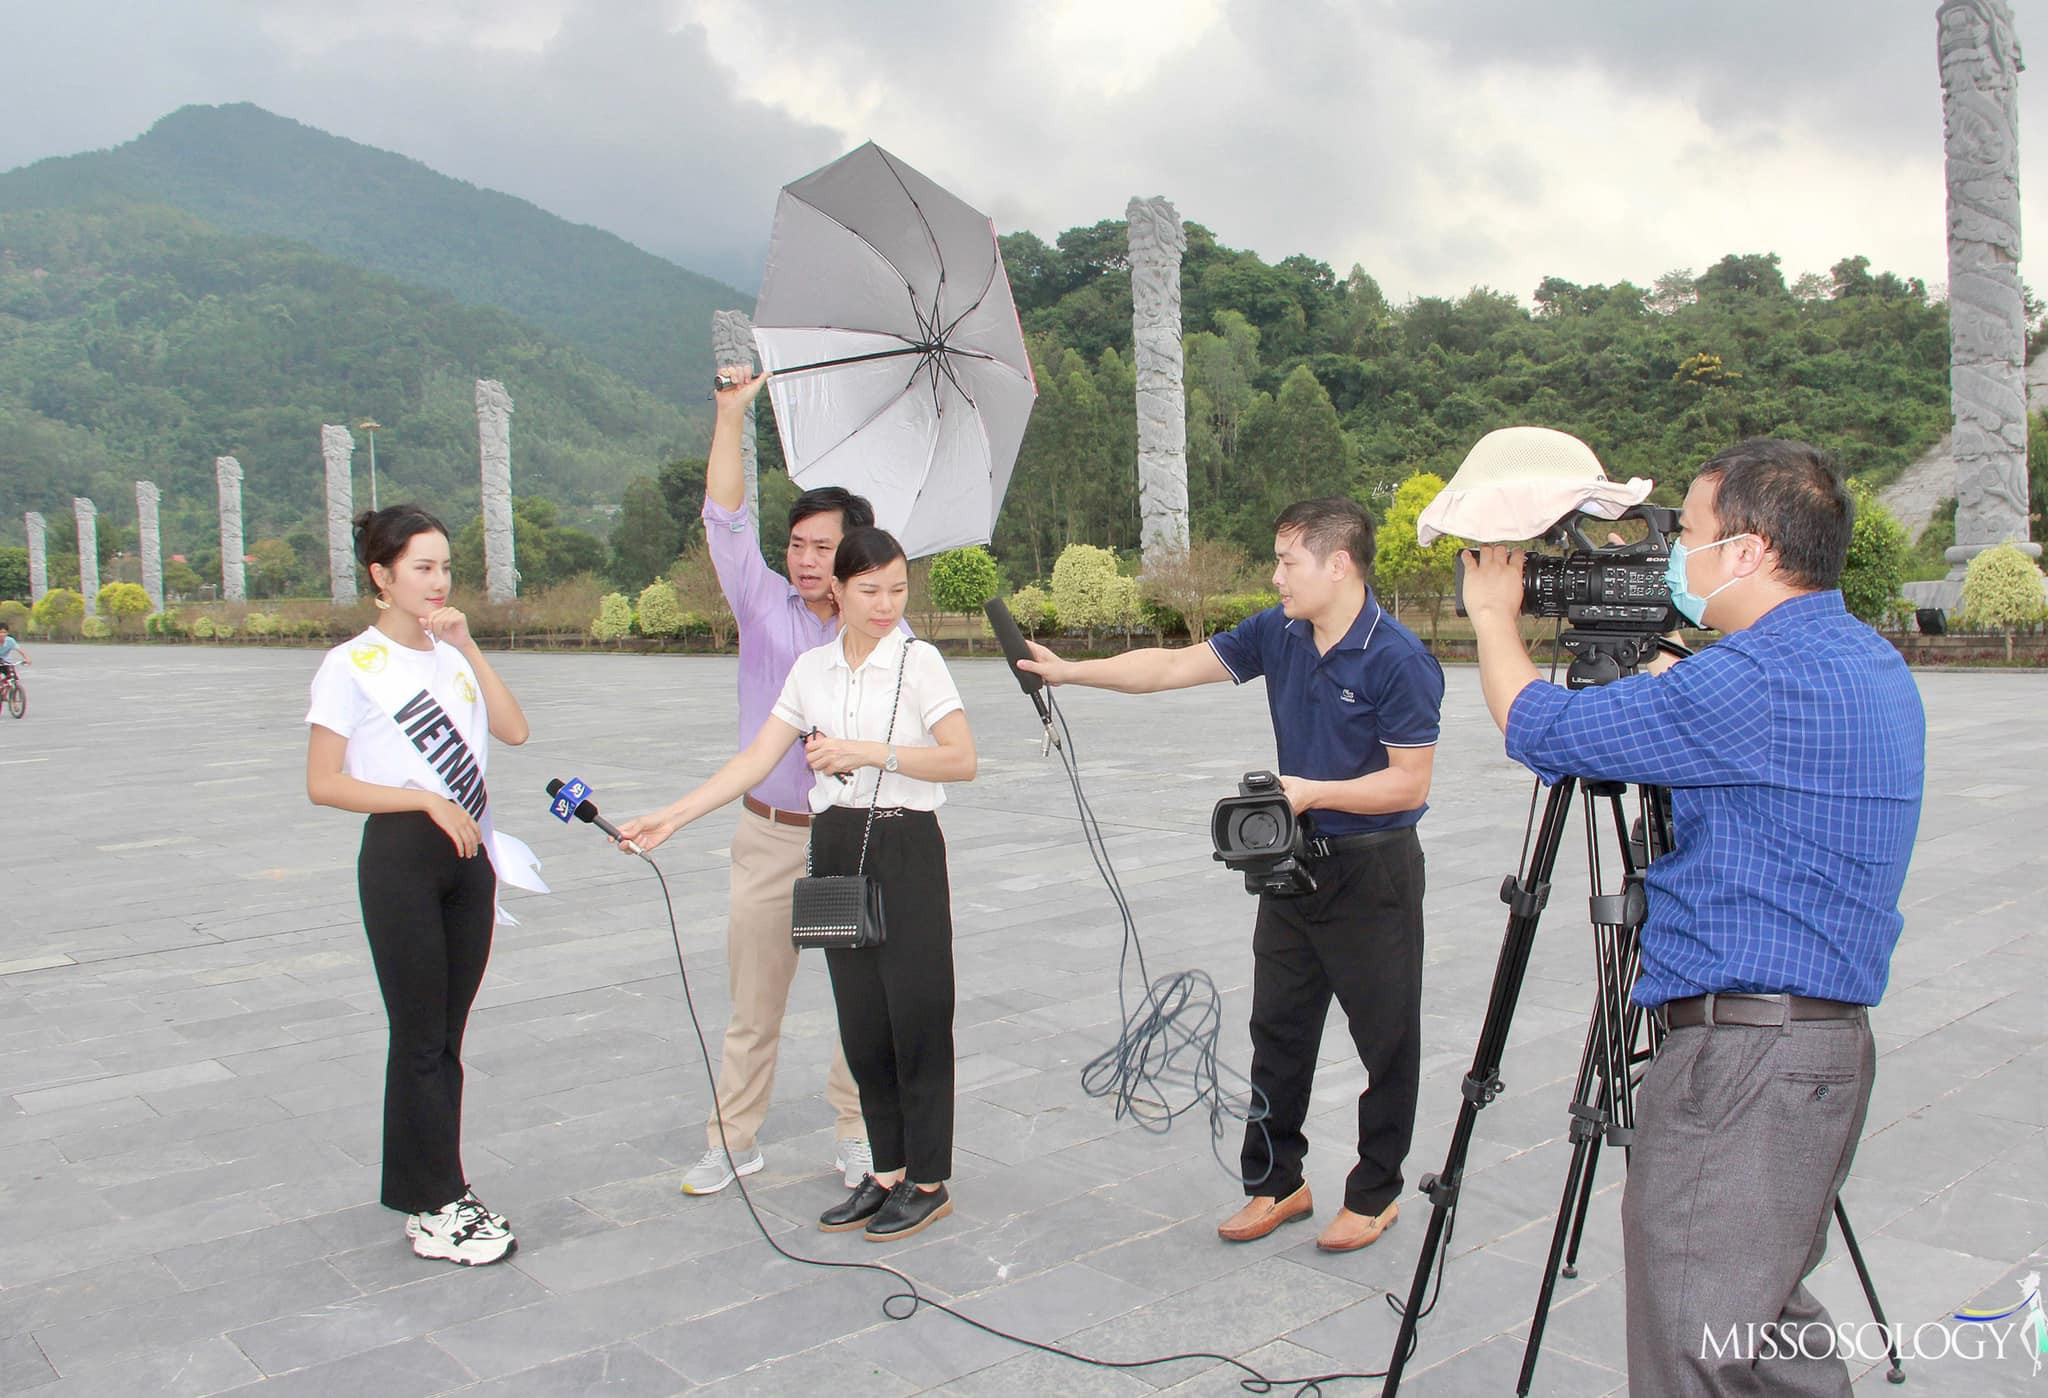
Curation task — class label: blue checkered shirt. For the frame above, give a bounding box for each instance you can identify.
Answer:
[1505,591,1925,1007]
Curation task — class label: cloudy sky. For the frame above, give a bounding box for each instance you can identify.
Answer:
[5,0,2044,303]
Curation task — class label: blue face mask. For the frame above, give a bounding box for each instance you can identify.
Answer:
[1663,534,1750,627]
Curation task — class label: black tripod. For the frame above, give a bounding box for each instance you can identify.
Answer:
[1380,636,1906,1395]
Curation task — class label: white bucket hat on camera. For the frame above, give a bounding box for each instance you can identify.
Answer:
[1416,426,1654,545]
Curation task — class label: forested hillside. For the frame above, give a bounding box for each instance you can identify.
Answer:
[0,205,704,552]
[988,220,1957,571]
[0,104,746,406]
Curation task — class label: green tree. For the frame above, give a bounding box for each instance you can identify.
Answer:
[247,538,300,597]
[1231,364,1355,555]
[590,592,633,645]
[163,557,204,599]
[928,546,1001,651]
[1374,472,1461,644]
[97,580,153,632]
[636,579,684,641]
[1956,543,2047,660]
[1051,543,1137,645]
[0,546,28,600]
[610,477,678,588]
[1003,583,1056,637]
[1839,487,1908,624]
[33,587,84,636]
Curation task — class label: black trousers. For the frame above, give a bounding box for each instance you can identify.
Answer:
[1241,826,1424,1215]
[358,810,497,1214]
[812,806,955,1182]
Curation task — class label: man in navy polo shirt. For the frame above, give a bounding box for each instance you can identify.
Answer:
[1023,497,1443,1253]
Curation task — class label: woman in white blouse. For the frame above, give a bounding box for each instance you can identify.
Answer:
[622,527,976,1241]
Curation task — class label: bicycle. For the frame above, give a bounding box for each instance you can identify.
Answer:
[0,665,24,719]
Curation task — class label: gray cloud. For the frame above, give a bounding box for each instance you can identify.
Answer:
[2,0,2044,305]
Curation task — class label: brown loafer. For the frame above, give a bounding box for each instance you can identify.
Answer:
[1217,1183,1313,1242]
[1316,1200,1398,1252]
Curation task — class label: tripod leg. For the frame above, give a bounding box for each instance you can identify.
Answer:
[1382,777,1579,1398]
[1562,1131,1602,1280]
[1835,1199,1906,1383]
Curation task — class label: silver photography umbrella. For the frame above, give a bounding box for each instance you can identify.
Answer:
[752,143,1037,558]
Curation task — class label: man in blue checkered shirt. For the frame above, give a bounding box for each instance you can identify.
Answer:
[1463,439,1925,1397]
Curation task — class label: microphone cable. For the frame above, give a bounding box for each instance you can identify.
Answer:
[1039,692,1277,1189]
[625,842,1395,1393]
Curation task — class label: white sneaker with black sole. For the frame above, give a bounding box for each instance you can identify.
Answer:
[406,1188,506,1240]
[410,1196,515,1266]
[835,1138,873,1190]
[680,1146,764,1195]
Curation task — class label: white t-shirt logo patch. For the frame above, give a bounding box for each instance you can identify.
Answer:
[456,672,477,703]
[350,642,388,674]
[1339,688,1357,703]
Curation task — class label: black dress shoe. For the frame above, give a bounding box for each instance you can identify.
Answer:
[864,1181,952,1241]
[819,1174,890,1232]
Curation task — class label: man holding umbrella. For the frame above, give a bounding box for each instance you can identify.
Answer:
[679,364,873,1196]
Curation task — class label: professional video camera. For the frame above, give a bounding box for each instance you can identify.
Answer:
[1210,771,1317,897]
[1453,502,1684,687]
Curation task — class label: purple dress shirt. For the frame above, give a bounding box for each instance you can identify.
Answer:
[703,496,836,812]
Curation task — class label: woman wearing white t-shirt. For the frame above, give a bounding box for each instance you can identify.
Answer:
[305,505,531,1266]
[622,527,976,1242]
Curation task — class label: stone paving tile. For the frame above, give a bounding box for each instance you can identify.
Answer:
[3,650,2043,1394]
[456,1341,691,1396]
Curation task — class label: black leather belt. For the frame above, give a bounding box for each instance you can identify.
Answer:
[1305,827,1414,859]
[1657,993,1865,1029]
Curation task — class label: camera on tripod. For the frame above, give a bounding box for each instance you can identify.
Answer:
[1453,502,1685,687]
[1210,771,1317,897]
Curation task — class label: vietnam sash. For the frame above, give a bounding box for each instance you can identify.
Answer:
[346,634,548,922]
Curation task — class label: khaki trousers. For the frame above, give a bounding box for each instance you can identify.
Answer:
[707,807,865,1150]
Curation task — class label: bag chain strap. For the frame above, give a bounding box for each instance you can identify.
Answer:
[806,639,913,879]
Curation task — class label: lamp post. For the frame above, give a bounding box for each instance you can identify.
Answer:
[358,419,382,511]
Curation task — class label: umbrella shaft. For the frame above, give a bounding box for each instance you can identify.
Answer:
[769,345,932,376]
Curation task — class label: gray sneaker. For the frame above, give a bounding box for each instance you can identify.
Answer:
[835,1138,873,1190]
[681,1146,764,1195]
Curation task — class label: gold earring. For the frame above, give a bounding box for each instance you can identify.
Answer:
[373,592,392,611]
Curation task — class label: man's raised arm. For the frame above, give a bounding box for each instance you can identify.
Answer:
[705,363,768,514]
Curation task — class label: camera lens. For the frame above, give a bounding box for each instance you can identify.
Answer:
[1236,809,1285,850]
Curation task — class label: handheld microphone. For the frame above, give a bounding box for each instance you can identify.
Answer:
[983,596,1060,753]
[546,778,643,855]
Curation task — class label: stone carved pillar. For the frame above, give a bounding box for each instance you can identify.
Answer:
[137,481,164,612]
[1940,0,2036,567]
[217,456,246,602]
[476,379,517,602]
[321,424,357,605]
[74,497,100,615]
[25,511,47,603]
[712,310,762,535]
[1127,196,1190,566]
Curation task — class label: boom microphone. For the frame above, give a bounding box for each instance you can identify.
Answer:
[545,778,643,854]
[983,596,1060,752]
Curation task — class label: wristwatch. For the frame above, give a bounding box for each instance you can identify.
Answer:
[884,745,900,773]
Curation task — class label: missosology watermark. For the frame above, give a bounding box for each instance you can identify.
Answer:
[1701,1269,2047,1377]
[1702,1319,2038,1366]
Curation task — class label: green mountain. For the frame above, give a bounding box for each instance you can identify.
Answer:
[0,203,705,550]
[0,103,749,407]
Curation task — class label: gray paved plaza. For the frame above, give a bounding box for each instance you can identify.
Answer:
[1,644,2044,1395]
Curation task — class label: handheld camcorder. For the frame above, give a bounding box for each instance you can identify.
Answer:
[1453,502,1685,686]
[1211,771,1318,897]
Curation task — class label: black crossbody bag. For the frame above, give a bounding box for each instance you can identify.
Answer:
[788,640,912,951]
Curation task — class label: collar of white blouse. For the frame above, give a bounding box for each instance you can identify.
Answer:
[829,626,907,674]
